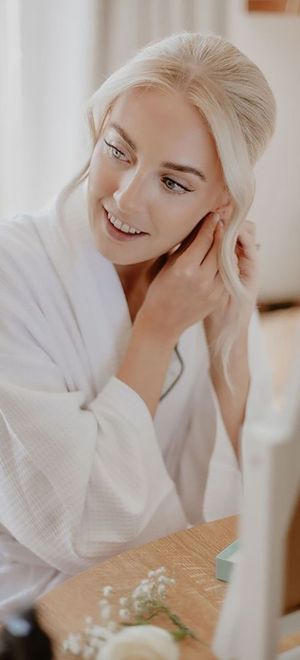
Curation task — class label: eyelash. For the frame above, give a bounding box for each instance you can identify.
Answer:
[103,139,191,194]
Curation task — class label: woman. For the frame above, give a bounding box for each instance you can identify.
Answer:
[0,32,276,618]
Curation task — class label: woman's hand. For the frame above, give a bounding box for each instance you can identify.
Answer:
[235,219,260,309]
[137,212,226,344]
[203,219,260,345]
[202,219,259,456]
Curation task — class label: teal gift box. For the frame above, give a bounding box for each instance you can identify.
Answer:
[215,540,240,582]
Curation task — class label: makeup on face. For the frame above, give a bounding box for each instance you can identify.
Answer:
[88,87,226,266]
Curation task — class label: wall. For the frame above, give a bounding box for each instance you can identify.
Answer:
[2,0,299,302]
[226,0,300,302]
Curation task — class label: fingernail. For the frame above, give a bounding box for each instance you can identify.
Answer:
[212,212,220,224]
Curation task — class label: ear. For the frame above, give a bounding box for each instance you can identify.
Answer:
[212,190,233,224]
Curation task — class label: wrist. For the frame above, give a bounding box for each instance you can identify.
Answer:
[134,307,178,350]
[117,310,178,417]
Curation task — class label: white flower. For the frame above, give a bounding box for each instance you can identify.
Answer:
[100,604,112,621]
[85,625,112,640]
[157,584,166,597]
[133,600,144,614]
[62,632,82,654]
[132,583,151,599]
[118,608,130,621]
[96,625,180,660]
[103,586,113,597]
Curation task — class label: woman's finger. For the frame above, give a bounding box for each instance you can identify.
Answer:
[177,212,220,267]
[236,230,258,262]
[237,226,256,246]
[200,220,223,280]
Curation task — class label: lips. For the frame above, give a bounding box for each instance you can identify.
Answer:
[103,207,148,241]
[104,206,148,236]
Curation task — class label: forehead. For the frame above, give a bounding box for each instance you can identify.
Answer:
[108,87,219,170]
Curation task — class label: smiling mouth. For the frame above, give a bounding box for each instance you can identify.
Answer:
[103,207,149,240]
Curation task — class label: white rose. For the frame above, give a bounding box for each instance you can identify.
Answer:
[97,624,180,660]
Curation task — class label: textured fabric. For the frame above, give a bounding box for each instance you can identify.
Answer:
[0,182,273,620]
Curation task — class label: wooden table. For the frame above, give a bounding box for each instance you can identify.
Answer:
[38,516,237,659]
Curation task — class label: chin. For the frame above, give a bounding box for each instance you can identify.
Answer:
[94,240,148,265]
[112,253,153,266]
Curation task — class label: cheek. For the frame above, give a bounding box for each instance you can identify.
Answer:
[89,151,115,195]
[158,202,208,243]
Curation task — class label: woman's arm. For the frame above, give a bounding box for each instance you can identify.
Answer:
[203,219,260,459]
[117,213,224,416]
[207,328,250,459]
[116,313,176,417]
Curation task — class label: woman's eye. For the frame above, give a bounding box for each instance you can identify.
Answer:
[104,139,127,161]
[162,177,190,194]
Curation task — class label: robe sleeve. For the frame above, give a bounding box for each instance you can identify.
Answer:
[176,310,275,523]
[0,244,187,576]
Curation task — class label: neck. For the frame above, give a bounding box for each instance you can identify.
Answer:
[115,255,166,297]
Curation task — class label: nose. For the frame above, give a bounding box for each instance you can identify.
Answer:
[113,168,148,215]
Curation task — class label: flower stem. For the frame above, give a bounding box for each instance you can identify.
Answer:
[123,605,198,641]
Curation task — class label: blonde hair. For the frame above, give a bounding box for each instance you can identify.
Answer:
[57,32,276,387]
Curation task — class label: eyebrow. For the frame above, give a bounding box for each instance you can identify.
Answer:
[109,122,207,182]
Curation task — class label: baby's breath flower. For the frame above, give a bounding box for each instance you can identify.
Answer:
[158,584,167,597]
[82,644,94,658]
[133,582,151,599]
[89,637,106,650]
[133,600,144,614]
[62,632,82,654]
[102,585,113,597]
[118,608,130,621]
[132,586,142,600]
[100,604,112,622]
[86,624,110,639]
[156,566,166,575]
[62,566,196,658]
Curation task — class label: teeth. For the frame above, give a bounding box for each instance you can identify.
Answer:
[107,211,142,235]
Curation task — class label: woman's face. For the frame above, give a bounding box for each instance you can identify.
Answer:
[88,87,227,265]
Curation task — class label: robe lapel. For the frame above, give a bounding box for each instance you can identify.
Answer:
[45,180,184,402]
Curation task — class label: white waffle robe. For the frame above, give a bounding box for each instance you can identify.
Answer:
[0,183,273,620]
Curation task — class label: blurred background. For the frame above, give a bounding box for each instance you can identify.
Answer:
[1,0,300,372]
